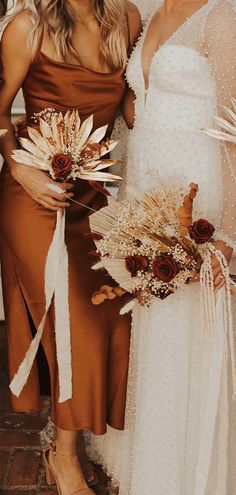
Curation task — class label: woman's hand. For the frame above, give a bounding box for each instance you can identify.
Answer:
[212,239,233,292]
[11,163,74,211]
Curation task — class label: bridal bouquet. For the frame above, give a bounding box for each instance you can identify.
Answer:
[11,109,121,185]
[89,183,235,314]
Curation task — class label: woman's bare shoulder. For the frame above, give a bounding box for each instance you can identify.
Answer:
[2,9,33,45]
[126,1,142,45]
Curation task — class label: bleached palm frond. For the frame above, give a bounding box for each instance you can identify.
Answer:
[81,171,122,181]
[27,127,52,153]
[19,137,45,158]
[203,98,236,144]
[0,129,7,138]
[12,149,49,169]
[87,125,108,145]
[76,114,94,150]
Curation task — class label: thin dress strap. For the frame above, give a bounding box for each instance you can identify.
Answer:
[31,26,44,62]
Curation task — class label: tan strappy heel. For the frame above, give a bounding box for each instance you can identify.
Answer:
[43,443,95,495]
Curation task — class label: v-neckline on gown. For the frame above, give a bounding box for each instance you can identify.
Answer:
[141,1,210,92]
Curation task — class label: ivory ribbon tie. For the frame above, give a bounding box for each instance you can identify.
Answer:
[10,208,72,403]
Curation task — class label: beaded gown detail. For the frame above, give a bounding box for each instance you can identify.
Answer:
[0,47,131,433]
[90,0,236,492]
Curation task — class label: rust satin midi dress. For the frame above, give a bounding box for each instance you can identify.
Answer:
[0,50,131,433]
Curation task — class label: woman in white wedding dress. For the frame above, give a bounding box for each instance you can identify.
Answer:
[90,1,236,494]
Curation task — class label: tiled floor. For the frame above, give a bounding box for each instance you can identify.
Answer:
[0,323,113,495]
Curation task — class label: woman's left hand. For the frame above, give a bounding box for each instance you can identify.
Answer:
[212,240,233,292]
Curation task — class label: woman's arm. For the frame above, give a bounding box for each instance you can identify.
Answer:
[121,87,137,130]
[0,11,73,211]
[126,1,142,48]
[204,0,236,289]
[122,1,142,129]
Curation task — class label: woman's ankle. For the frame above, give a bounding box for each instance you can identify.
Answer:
[54,442,78,457]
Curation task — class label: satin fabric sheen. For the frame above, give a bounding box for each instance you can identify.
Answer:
[0,50,130,433]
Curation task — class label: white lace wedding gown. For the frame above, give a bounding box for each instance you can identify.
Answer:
[90,2,236,494]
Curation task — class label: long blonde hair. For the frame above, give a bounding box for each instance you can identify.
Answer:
[8,0,128,69]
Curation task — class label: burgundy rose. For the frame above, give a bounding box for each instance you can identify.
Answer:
[153,256,179,282]
[189,219,215,244]
[51,153,72,179]
[125,255,149,277]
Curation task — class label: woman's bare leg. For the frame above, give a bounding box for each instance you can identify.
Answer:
[48,427,90,494]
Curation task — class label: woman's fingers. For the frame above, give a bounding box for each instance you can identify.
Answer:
[214,274,225,293]
[46,182,74,200]
[44,196,70,208]
[52,181,74,191]
[38,199,60,211]
[212,264,222,279]
[50,191,74,201]
[211,255,225,288]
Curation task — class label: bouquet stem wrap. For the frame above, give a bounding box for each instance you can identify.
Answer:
[10,209,72,403]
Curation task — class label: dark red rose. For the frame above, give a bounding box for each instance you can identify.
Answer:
[125,255,149,277]
[153,256,179,282]
[189,219,215,244]
[51,153,72,179]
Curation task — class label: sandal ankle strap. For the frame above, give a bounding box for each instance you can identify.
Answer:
[47,442,78,459]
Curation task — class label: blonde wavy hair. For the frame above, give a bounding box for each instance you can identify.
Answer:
[9,0,129,69]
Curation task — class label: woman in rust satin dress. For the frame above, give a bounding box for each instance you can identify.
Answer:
[0,1,141,493]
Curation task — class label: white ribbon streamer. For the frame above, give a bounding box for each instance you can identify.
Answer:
[10,208,72,403]
[194,292,225,495]
[193,245,236,495]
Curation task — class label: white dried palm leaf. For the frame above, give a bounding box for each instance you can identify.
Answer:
[0,129,7,138]
[81,171,122,181]
[221,105,236,126]
[12,149,48,169]
[28,127,51,153]
[99,140,118,157]
[76,114,94,150]
[232,97,236,111]
[87,125,108,145]
[94,257,136,292]
[83,159,118,171]
[90,201,122,233]
[214,116,236,136]
[203,98,236,144]
[203,128,236,144]
[19,137,45,158]
[39,118,53,140]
